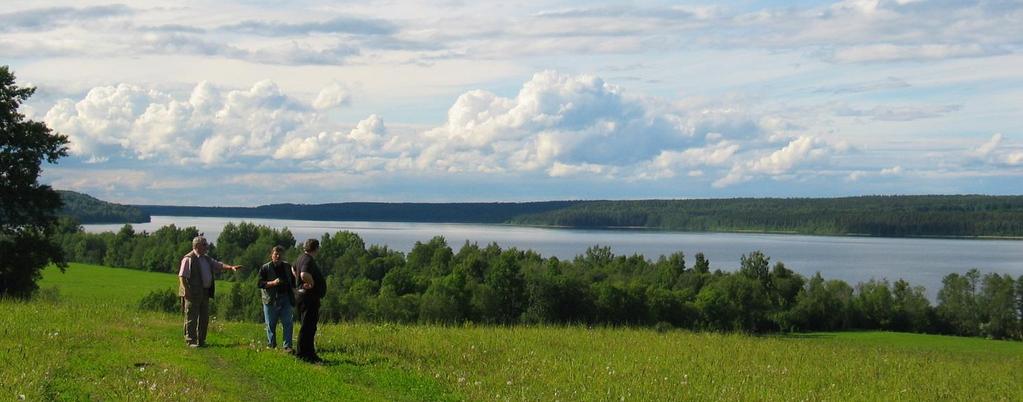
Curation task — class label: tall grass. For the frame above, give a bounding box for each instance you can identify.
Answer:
[0,263,1019,400]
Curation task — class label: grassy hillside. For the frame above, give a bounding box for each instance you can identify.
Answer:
[1,264,1020,400]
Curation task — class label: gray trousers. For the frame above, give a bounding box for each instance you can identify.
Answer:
[182,287,210,345]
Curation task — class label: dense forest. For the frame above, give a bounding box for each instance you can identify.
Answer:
[137,201,581,223]
[55,219,1023,340]
[58,190,149,224]
[510,195,1023,237]
[135,195,1023,238]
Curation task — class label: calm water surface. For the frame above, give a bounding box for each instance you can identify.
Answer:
[85,216,1023,299]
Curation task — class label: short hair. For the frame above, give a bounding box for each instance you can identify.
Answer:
[270,245,284,258]
[192,236,208,248]
[303,239,319,252]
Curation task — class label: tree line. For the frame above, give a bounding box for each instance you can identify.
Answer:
[58,190,149,224]
[128,195,1023,238]
[510,196,1023,237]
[137,201,580,223]
[56,220,1023,340]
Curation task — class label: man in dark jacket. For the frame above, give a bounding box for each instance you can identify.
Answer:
[257,245,294,351]
[294,238,326,362]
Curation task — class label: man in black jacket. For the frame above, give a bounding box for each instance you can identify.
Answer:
[294,238,326,362]
[257,245,294,351]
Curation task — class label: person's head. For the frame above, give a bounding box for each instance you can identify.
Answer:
[303,239,319,255]
[192,235,209,255]
[270,245,284,262]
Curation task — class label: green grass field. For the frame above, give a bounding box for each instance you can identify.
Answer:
[2,263,1021,401]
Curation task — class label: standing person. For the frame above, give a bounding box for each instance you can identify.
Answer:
[179,235,242,348]
[294,238,326,362]
[257,245,294,351]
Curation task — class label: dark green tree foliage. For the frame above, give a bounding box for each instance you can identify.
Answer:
[655,251,685,287]
[693,252,710,274]
[852,279,895,329]
[57,223,201,274]
[0,66,70,298]
[139,200,581,223]
[977,273,1019,339]
[789,273,854,331]
[138,288,181,313]
[60,221,1023,340]
[769,262,804,310]
[223,278,261,322]
[937,269,981,336]
[480,251,527,323]
[215,221,296,278]
[890,279,931,333]
[739,251,770,287]
[1017,275,1023,333]
[340,278,378,321]
[57,190,149,224]
[510,196,1023,237]
[375,284,418,323]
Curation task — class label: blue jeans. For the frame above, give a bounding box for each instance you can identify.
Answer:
[263,297,294,348]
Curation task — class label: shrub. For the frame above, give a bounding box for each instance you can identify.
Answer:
[34,286,62,304]
[139,288,180,313]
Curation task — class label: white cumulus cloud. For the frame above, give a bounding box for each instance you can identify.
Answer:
[45,80,318,165]
[420,70,764,177]
[713,136,844,187]
[313,82,351,110]
[43,71,848,194]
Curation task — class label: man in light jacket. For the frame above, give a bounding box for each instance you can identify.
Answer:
[179,235,242,348]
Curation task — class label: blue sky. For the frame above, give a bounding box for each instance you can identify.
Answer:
[4,0,1022,205]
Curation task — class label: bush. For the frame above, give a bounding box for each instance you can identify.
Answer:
[139,288,180,313]
[34,286,61,304]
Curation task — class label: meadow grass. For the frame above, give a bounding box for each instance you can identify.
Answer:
[1,263,1020,401]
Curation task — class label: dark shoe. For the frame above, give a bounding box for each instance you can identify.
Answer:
[297,353,321,363]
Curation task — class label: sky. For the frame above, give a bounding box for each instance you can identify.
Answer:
[4,0,1023,205]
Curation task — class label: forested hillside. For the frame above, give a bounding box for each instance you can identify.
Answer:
[131,195,1023,236]
[135,195,1023,238]
[510,195,1023,237]
[58,190,149,224]
[137,201,581,223]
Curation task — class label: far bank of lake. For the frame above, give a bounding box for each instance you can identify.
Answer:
[85,215,1023,300]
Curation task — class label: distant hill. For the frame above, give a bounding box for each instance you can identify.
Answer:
[136,201,583,224]
[509,195,1023,238]
[58,190,150,224]
[134,195,1023,238]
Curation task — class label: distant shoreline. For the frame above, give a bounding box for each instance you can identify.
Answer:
[63,192,1023,240]
[102,213,1023,242]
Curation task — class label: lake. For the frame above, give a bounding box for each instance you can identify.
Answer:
[84,216,1023,300]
